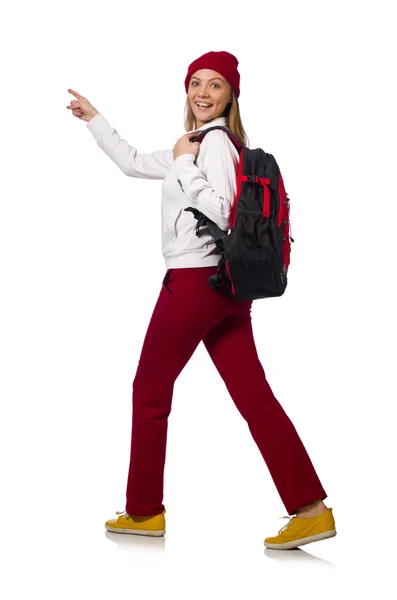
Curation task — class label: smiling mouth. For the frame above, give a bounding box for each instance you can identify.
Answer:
[195,102,213,109]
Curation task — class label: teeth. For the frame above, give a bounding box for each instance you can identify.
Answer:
[196,102,212,107]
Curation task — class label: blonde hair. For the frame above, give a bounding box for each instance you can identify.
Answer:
[184,89,249,148]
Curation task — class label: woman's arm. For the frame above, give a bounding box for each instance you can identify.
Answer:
[86,113,173,179]
[173,129,239,231]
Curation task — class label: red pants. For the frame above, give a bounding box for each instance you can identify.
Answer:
[126,266,326,516]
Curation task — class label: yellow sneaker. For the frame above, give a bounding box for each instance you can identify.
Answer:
[105,510,166,537]
[264,507,336,550]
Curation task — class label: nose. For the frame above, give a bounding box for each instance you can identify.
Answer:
[195,84,210,96]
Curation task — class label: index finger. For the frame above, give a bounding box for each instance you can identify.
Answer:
[68,88,81,98]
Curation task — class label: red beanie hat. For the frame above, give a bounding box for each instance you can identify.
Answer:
[184,51,240,98]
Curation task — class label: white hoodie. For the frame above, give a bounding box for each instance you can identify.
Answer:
[86,113,240,269]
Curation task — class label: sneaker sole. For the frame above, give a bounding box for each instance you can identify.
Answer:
[264,528,337,550]
[105,525,165,536]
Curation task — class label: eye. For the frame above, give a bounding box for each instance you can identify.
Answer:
[191,82,220,88]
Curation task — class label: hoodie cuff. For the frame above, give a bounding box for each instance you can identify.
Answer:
[174,153,196,167]
[174,153,199,186]
[86,113,111,134]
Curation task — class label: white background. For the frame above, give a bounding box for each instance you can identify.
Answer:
[1,0,396,598]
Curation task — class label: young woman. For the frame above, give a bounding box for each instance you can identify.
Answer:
[67,50,336,550]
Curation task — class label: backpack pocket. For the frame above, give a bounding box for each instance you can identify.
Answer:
[226,247,285,300]
[277,173,292,268]
[172,207,183,239]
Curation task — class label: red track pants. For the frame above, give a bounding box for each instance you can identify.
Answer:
[126,266,326,516]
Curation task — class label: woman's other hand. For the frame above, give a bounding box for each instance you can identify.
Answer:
[173,132,201,160]
[66,89,99,122]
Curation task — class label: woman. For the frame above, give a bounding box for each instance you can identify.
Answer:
[66,50,336,550]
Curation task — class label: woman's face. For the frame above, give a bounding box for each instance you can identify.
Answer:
[187,68,232,127]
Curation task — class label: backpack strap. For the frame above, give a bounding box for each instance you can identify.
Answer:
[191,125,245,152]
[183,207,228,246]
[184,125,245,247]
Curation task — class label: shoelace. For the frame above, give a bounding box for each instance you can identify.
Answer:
[115,510,130,519]
[277,515,296,535]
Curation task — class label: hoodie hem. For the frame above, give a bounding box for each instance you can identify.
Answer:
[164,254,220,269]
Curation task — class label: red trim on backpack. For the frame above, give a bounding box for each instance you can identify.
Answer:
[278,172,291,268]
[225,260,236,296]
[259,178,271,217]
[277,173,287,226]
[240,174,271,218]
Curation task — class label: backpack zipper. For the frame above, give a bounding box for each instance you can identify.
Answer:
[225,260,236,296]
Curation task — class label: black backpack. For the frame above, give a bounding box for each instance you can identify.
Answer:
[184,125,294,301]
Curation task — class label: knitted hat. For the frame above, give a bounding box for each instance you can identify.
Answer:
[184,51,240,98]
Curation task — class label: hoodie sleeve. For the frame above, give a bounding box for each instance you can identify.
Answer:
[86,113,173,179]
[173,129,239,231]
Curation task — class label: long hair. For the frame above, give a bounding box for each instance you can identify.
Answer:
[184,89,249,148]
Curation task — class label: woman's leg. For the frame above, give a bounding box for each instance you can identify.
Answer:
[125,266,232,516]
[202,303,327,516]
